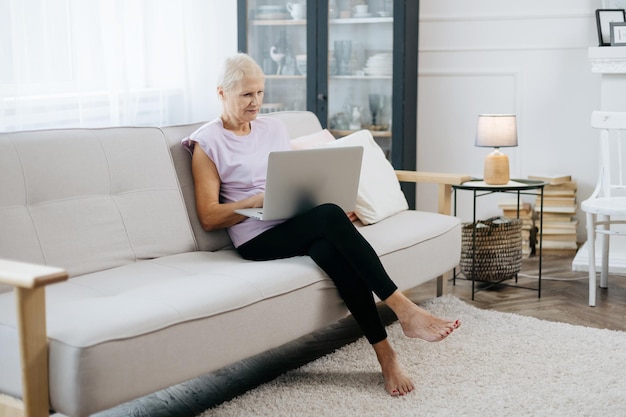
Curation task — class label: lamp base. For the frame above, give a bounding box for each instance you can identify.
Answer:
[483,149,510,185]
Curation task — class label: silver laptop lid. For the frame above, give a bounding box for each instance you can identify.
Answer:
[259,146,363,221]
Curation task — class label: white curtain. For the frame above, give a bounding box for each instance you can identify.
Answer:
[0,0,236,132]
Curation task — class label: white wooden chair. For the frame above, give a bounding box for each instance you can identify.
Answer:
[581,111,626,306]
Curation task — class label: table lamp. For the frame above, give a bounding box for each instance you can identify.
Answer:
[475,114,518,185]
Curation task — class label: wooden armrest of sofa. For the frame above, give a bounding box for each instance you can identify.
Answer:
[0,259,68,288]
[393,171,471,297]
[395,170,472,216]
[0,259,68,417]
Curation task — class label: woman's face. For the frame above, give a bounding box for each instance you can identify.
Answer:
[220,74,265,125]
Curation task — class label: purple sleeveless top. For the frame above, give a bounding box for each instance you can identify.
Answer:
[182,116,291,247]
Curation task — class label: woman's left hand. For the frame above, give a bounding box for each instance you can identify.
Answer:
[346,211,358,222]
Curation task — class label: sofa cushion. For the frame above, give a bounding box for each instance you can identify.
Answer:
[0,127,196,279]
[356,209,459,255]
[0,251,327,347]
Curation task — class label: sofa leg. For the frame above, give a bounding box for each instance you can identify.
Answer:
[15,287,51,417]
[436,271,451,296]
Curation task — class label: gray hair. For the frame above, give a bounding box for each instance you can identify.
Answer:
[217,52,264,92]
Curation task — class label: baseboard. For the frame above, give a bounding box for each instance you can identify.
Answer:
[572,238,626,274]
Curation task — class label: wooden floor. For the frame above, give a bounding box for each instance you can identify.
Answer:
[94,253,626,417]
[436,253,626,332]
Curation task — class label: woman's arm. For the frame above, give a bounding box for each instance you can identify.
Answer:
[191,144,264,231]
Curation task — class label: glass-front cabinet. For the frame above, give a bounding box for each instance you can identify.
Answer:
[326,0,395,159]
[238,0,418,190]
[241,2,309,113]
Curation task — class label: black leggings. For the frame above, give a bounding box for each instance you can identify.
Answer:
[237,203,398,344]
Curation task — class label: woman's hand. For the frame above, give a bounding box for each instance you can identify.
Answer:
[249,192,264,209]
[346,211,358,222]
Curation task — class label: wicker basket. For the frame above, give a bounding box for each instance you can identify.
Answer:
[460,216,523,282]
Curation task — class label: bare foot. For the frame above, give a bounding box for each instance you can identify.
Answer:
[384,291,460,342]
[373,340,414,396]
[399,303,460,342]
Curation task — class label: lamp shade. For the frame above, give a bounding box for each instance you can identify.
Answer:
[475,114,518,148]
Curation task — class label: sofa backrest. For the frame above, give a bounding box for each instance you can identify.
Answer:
[161,123,233,252]
[0,127,197,283]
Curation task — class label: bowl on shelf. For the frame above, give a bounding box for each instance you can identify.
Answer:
[364,52,393,76]
[255,5,289,20]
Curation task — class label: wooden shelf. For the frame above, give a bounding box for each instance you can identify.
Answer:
[330,75,392,80]
[331,129,391,138]
[250,17,393,26]
[263,75,391,80]
[250,19,305,26]
[330,17,393,24]
[264,75,306,80]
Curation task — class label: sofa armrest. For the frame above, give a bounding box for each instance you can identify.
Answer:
[0,260,68,417]
[393,171,471,297]
[395,170,472,216]
[0,259,68,289]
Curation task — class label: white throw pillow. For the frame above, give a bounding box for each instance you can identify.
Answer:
[319,130,408,225]
[290,129,335,150]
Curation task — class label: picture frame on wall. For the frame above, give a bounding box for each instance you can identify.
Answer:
[596,9,626,46]
[603,0,626,8]
[610,21,626,45]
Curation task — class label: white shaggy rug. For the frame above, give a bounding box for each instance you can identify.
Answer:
[201,295,626,417]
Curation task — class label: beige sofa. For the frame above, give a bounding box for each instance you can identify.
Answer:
[0,111,470,417]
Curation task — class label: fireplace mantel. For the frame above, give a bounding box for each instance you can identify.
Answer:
[588,47,626,111]
[589,46,626,74]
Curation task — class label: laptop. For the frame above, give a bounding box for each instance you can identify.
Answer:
[235,146,363,221]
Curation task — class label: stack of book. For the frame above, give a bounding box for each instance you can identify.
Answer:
[529,174,579,253]
[498,199,535,258]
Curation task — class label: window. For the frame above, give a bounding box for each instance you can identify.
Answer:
[0,0,229,131]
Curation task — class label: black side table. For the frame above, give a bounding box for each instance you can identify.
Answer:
[452,179,546,300]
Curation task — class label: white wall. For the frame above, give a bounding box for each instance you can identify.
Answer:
[416,0,607,241]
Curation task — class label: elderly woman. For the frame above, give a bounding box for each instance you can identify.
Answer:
[182,52,460,397]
